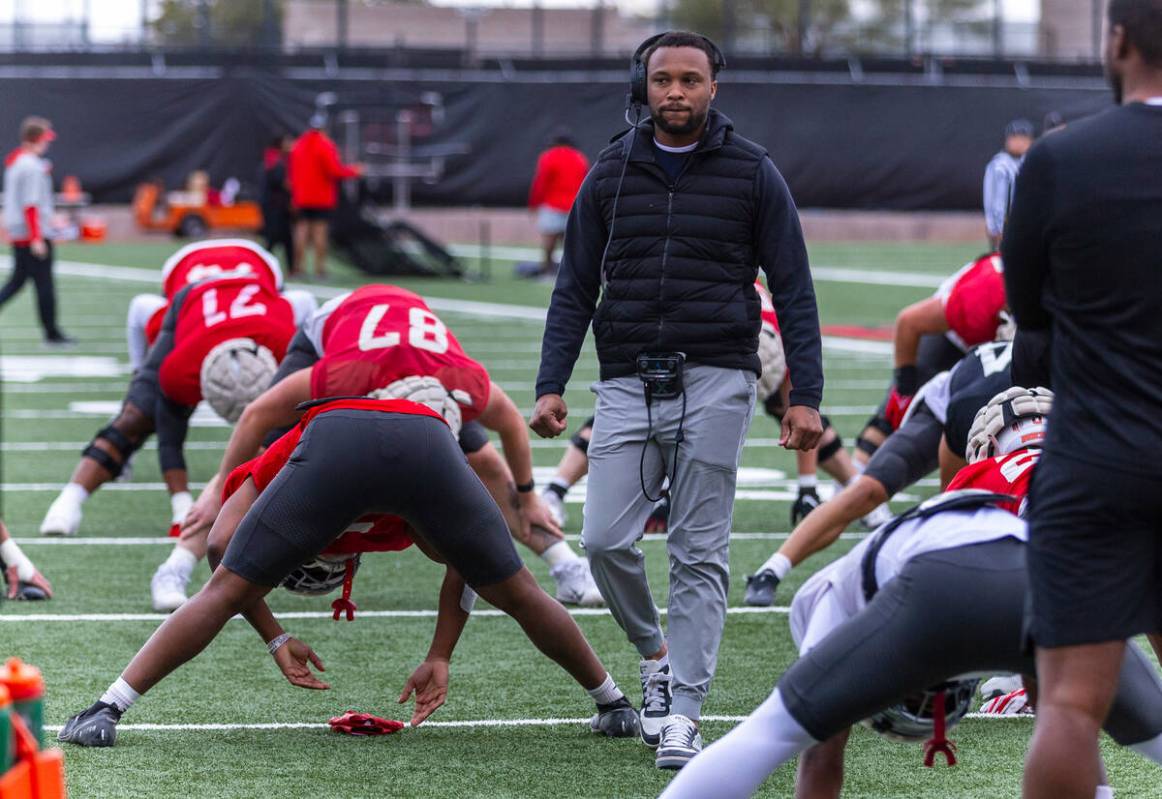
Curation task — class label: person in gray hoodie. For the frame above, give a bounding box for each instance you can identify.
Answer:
[1,116,72,345]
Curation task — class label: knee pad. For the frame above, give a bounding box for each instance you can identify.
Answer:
[855,436,881,458]
[867,413,894,438]
[570,429,590,455]
[818,435,844,463]
[82,425,142,477]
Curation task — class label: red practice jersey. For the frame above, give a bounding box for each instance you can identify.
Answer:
[310,285,492,421]
[221,398,447,556]
[938,253,1006,349]
[946,447,1040,515]
[148,241,284,345]
[756,279,781,333]
[158,274,296,407]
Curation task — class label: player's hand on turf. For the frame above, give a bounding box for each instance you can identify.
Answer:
[180,491,222,539]
[519,492,564,541]
[780,406,823,451]
[530,394,568,438]
[399,658,450,727]
[274,638,329,690]
[4,564,53,600]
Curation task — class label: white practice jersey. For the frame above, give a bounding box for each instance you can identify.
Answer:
[789,506,1026,655]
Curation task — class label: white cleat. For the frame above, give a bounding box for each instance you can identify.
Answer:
[150,564,189,613]
[551,558,604,607]
[860,503,894,530]
[40,495,82,537]
[541,489,567,528]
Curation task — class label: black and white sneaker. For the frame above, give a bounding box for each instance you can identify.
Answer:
[590,696,641,738]
[58,701,122,747]
[639,658,673,748]
[744,569,780,607]
[656,714,703,769]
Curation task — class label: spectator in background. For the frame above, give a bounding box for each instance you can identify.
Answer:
[260,134,294,272]
[982,118,1034,251]
[528,128,589,277]
[288,115,362,281]
[0,116,73,346]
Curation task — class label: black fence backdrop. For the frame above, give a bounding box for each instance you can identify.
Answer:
[0,70,1112,211]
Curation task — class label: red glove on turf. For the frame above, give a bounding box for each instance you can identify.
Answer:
[328,711,405,736]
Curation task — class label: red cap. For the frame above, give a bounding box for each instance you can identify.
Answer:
[1,659,43,701]
[36,128,56,143]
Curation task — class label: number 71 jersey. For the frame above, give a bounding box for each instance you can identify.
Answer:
[308,285,492,422]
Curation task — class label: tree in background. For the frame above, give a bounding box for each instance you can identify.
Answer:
[152,0,284,48]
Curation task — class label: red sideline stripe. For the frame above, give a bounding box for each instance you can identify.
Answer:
[822,324,894,341]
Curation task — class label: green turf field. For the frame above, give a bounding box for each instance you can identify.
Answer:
[1,240,1158,798]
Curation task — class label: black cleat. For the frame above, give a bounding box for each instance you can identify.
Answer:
[590,697,642,738]
[744,569,780,607]
[790,488,822,526]
[58,701,122,747]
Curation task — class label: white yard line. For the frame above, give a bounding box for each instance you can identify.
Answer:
[0,606,790,623]
[41,712,1024,734]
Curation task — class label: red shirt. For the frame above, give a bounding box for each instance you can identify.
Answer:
[289,130,359,211]
[222,398,446,556]
[756,279,780,333]
[310,285,491,421]
[528,145,589,213]
[940,253,1006,349]
[148,241,285,345]
[159,275,296,406]
[946,447,1040,515]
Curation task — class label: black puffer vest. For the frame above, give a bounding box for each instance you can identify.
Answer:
[589,110,767,379]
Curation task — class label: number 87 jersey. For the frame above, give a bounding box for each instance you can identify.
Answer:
[307,285,492,422]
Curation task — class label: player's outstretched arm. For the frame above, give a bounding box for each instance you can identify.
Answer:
[779,476,888,568]
[794,728,850,799]
[481,382,562,538]
[893,297,948,378]
[400,554,468,726]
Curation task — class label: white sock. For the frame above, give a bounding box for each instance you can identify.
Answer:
[1130,731,1162,766]
[659,689,816,799]
[61,482,89,506]
[100,676,141,713]
[170,491,193,525]
[163,545,199,579]
[586,673,625,706]
[1095,786,1115,799]
[0,539,35,581]
[760,552,793,580]
[798,474,818,490]
[541,540,578,568]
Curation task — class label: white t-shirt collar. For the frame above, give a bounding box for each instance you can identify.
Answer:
[653,138,698,154]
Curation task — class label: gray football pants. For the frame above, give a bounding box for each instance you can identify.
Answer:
[582,365,756,720]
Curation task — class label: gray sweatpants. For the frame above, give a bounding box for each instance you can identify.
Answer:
[582,364,756,720]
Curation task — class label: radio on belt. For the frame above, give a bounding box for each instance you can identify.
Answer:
[636,352,685,399]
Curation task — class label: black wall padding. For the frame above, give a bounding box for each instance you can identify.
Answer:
[0,71,1111,210]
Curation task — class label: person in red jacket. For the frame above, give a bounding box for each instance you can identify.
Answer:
[288,116,362,281]
[527,129,588,276]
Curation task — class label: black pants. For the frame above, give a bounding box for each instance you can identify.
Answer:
[0,242,61,339]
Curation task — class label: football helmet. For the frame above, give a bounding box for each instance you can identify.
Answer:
[864,679,979,742]
[282,554,361,596]
[965,386,1054,463]
[368,375,464,438]
[200,338,279,424]
[756,321,786,402]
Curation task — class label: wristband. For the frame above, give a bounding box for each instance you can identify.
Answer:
[267,633,292,655]
[516,479,535,494]
[894,365,920,397]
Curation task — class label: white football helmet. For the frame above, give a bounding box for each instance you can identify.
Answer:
[864,679,979,742]
[368,375,463,438]
[200,338,279,424]
[756,321,786,402]
[965,386,1054,464]
[282,553,360,596]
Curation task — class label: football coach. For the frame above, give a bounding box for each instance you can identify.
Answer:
[1004,1,1162,797]
[530,30,823,770]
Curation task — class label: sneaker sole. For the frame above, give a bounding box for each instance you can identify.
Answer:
[656,751,697,770]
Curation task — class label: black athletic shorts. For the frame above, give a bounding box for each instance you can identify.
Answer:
[862,400,942,497]
[124,372,161,424]
[223,410,524,589]
[1026,449,1162,648]
[458,421,490,455]
[296,207,332,222]
[780,538,1162,745]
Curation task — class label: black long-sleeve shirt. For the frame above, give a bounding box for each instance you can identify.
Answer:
[536,116,823,409]
[1003,101,1162,473]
